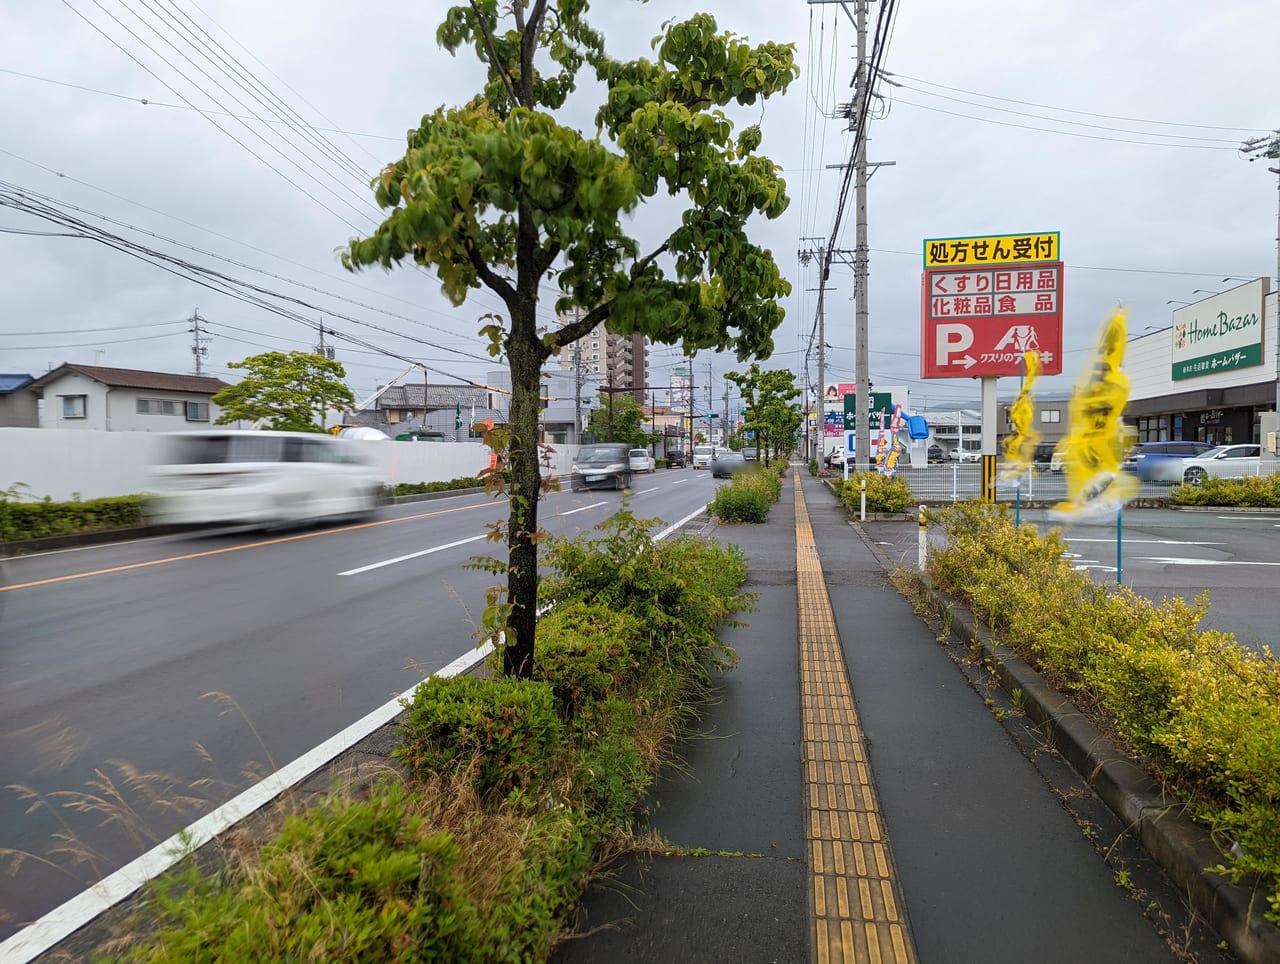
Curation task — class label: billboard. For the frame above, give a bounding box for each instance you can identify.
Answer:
[1171,279,1269,381]
[924,231,1059,268]
[920,263,1064,378]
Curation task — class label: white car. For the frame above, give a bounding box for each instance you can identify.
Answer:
[628,448,656,473]
[1180,444,1262,485]
[692,445,715,469]
[948,447,981,463]
[148,431,383,528]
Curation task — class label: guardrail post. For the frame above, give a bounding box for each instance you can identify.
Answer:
[860,478,867,521]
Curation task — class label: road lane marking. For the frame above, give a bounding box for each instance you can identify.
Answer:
[0,500,507,594]
[633,486,660,495]
[338,535,488,575]
[558,501,607,516]
[671,478,689,484]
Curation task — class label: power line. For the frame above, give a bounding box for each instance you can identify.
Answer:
[61,0,377,231]
[0,67,401,141]
[892,98,1241,151]
[884,70,1269,134]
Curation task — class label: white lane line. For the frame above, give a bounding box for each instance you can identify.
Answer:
[560,501,606,516]
[1216,515,1280,521]
[1135,556,1280,567]
[633,486,660,496]
[6,502,711,964]
[671,478,689,484]
[0,640,495,964]
[338,535,486,575]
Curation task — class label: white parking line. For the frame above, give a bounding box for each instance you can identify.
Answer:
[1067,538,1224,546]
[1135,557,1280,567]
[338,535,486,575]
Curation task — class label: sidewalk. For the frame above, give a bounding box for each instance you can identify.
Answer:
[554,469,1208,963]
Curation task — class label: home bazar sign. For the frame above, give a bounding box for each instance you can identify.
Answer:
[920,231,1064,378]
[1170,279,1268,381]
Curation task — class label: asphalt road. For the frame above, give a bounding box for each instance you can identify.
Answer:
[0,467,719,939]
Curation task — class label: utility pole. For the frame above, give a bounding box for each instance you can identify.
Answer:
[687,357,695,457]
[1240,132,1280,414]
[707,362,714,444]
[572,307,584,445]
[422,367,429,429]
[188,308,209,376]
[853,0,870,472]
[313,320,335,360]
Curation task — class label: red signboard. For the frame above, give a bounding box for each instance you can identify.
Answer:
[919,262,1064,378]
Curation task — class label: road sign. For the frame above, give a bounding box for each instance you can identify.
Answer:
[923,231,1059,268]
[920,262,1064,378]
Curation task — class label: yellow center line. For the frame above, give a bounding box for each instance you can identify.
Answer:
[0,499,508,594]
[793,471,917,964]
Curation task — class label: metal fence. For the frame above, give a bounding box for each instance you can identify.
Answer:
[870,465,1196,504]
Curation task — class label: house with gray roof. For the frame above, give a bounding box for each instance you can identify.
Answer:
[24,363,230,431]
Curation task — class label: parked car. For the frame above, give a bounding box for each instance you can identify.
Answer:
[825,446,846,468]
[711,451,747,478]
[1180,444,1262,485]
[571,442,633,491]
[628,448,656,473]
[665,449,687,468]
[1122,441,1216,482]
[927,444,946,464]
[948,446,980,463]
[148,431,382,528]
[692,445,716,469]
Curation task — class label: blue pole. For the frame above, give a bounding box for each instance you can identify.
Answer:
[1116,506,1123,585]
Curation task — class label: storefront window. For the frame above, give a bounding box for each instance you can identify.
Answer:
[1136,416,1168,442]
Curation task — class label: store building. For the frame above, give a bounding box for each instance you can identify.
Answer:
[1124,279,1277,447]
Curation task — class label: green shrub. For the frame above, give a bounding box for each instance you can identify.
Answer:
[533,601,645,718]
[0,494,146,542]
[392,476,486,497]
[134,782,485,962]
[835,471,914,513]
[737,465,783,503]
[708,485,770,523]
[1171,474,1280,507]
[808,458,820,476]
[925,502,1280,922]
[397,675,563,799]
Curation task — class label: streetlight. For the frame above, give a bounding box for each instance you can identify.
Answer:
[1166,300,1191,306]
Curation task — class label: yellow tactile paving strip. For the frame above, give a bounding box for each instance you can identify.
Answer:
[793,472,917,964]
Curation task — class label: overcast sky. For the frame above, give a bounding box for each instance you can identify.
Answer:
[2,0,1277,411]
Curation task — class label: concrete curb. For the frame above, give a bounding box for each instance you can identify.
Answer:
[0,524,196,557]
[895,569,1280,962]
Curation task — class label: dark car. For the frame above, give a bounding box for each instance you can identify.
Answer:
[741,446,758,461]
[1124,441,1216,482]
[927,444,945,464]
[665,449,688,468]
[570,443,633,491]
[711,451,747,478]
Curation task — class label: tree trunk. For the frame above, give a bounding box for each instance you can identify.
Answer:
[502,310,543,678]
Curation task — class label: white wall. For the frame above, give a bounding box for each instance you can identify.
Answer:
[1,429,578,502]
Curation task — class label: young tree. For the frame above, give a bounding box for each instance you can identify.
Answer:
[585,391,648,448]
[343,3,796,677]
[212,351,355,433]
[726,364,801,466]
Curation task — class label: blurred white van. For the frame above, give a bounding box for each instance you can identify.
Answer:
[148,431,383,528]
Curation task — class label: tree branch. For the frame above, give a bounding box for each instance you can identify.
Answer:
[469,0,518,108]
[462,231,517,306]
[519,0,550,105]
[550,303,611,351]
[631,241,670,280]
